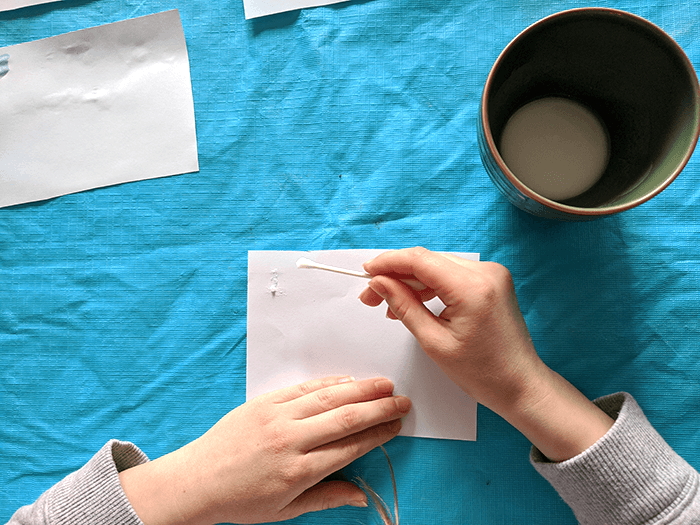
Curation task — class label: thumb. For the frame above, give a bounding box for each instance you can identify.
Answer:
[368,276,445,349]
[281,481,368,519]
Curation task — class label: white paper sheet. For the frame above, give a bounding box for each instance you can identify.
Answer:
[0,10,199,208]
[244,0,349,20]
[0,0,59,12]
[247,250,479,441]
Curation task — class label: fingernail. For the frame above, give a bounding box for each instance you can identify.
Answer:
[395,396,411,413]
[374,379,394,393]
[349,499,368,508]
[339,376,355,383]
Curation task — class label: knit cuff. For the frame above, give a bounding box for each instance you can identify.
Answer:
[530,392,699,524]
[46,440,149,525]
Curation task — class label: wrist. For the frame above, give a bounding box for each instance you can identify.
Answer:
[499,366,614,462]
[119,445,213,525]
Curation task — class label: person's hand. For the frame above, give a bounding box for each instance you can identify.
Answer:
[359,246,542,415]
[119,376,411,525]
[359,247,613,462]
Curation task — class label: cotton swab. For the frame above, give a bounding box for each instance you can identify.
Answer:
[295,257,425,290]
[296,257,372,278]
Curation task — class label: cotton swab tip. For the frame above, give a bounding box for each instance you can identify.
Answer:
[295,257,316,269]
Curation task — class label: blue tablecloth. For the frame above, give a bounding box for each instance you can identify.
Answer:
[1,0,699,523]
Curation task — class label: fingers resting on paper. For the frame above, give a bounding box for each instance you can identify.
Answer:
[127,375,411,525]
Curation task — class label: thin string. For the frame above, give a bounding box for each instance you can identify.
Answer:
[355,445,399,525]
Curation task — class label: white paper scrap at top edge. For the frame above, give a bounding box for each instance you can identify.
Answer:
[244,0,349,20]
[247,249,480,442]
[0,0,59,12]
[0,10,199,208]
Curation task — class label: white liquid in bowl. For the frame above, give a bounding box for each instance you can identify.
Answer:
[500,97,610,202]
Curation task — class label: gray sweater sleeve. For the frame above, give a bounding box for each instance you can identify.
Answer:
[531,392,700,524]
[7,440,148,525]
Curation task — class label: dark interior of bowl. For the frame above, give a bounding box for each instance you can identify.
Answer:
[486,10,699,208]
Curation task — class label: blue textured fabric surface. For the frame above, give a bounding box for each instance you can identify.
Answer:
[1,0,699,523]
